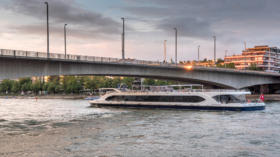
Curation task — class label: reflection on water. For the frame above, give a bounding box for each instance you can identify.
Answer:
[0,99,123,135]
[0,99,280,157]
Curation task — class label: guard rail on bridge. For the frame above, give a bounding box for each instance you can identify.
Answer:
[0,49,168,66]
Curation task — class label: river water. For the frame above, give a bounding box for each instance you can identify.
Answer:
[0,99,279,157]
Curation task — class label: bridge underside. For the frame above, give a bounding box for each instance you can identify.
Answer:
[0,57,280,89]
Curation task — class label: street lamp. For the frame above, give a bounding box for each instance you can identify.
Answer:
[44,2,49,58]
[164,40,167,63]
[198,45,200,63]
[213,35,216,64]
[174,28,177,65]
[121,17,125,60]
[64,24,67,59]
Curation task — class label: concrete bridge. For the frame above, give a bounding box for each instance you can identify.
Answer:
[0,49,280,89]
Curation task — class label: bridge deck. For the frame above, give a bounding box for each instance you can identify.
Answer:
[0,48,280,77]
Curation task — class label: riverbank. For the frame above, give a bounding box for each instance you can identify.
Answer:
[0,95,88,100]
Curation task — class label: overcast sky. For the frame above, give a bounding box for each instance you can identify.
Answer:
[0,0,280,61]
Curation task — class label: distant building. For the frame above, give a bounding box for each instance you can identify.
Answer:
[224,45,280,72]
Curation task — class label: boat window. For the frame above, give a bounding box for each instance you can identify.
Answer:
[213,95,246,104]
[106,95,205,103]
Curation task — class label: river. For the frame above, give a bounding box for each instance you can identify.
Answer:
[0,99,279,157]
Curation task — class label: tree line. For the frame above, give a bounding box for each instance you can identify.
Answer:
[0,76,176,95]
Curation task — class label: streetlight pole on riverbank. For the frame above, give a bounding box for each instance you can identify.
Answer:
[164,40,167,63]
[198,45,200,63]
[174,28,177,65]
[44,2,49,58]
[213,35,216,64]
[64,24,67,59]
[121,17,125,60]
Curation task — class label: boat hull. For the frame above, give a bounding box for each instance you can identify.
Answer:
[90,103,265,111]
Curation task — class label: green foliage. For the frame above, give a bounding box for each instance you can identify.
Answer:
[19,78,32,92]
[248,63,262,71]
[143,78,156,85]
[216,58,224,64]
[11,81,20,94]
[84,77,98,92]
[19,78,32,86]
[122,77,134,88]
[31,81,42,94]
[63,76,83,94]
[226,63,235,69]
[48,76,60,85]
[0,76,180,95]
[47,82,56,94]
[216,63,235,69]
[112,77,121,88]
[216,64,224,68]
[0,79,14,94]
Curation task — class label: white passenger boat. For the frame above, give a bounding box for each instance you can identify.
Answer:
[89,85,265,111]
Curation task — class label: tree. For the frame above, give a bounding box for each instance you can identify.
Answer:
[112,77,122,88]
[19,78,32,86]
[21,83,31,93]
[216,63,225,68]
[19,78,32,93]
[226,63,235,69]
[63,76,82,94]
[31,81,42,95]
[103,77,113,88]
[84,77,98,92]
[121,77,134,89]
[47,76,60,85]
[248,63,262,71]
[92,76,106,88]
[143,78,156,85]
[0,79,13,94]
[216,58,224,64]
[47,82,56,94]
[11,81,20,94]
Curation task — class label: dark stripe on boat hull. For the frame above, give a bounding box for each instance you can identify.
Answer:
[91,103,265,111]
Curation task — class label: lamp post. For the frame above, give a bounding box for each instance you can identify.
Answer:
[213,35,216,64]
[174,28,177,65]
[198,45,200,63]
[44,2,49,58]
[64,24,67,59]
[121,17,125,60]
[164,40,167,63]
[225,50,228,68]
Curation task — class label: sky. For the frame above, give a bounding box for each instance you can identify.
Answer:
[1,0,280,62]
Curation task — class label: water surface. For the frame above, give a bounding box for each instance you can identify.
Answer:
[0,99,279,157]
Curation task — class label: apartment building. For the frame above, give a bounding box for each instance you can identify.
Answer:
[224,45,280,72]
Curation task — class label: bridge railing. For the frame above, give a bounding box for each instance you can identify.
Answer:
[0,48,166,66]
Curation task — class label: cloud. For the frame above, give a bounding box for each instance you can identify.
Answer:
[4,0,121,38]
[157,17,212,39]
[123,0,280,39]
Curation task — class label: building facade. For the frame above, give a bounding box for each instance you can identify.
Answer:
[224,45,280,72]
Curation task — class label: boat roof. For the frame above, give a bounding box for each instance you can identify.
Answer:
[141,84,204,88]
[103,90,251,97]
[98,88,121,92]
